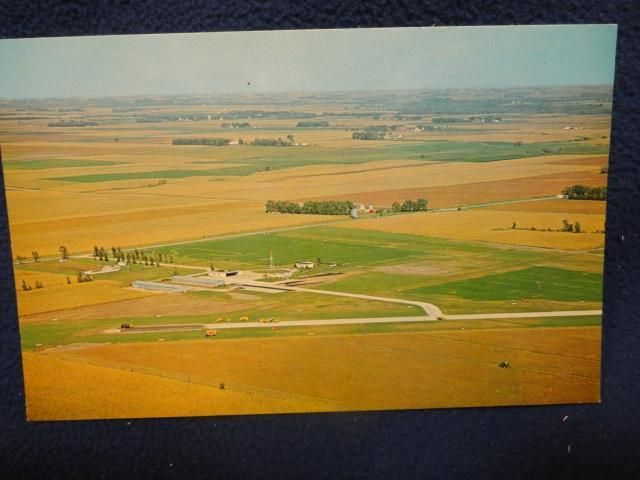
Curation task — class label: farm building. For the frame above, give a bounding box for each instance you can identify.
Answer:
[294,261,315,269]
[132,281,189,293]
[171,275,225,287]
[208,269,239,279]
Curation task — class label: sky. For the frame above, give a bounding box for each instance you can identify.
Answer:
[0,25,618,99]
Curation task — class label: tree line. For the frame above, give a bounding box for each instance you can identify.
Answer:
[296,121,330,128]
[172,138,231,146]
[48,120,98,127]
[352,131,385,140]
[251,136,295,146]
[562,185,607,200]
[266,200,355,215]
[93,246,174,266]
[391,199,428,212]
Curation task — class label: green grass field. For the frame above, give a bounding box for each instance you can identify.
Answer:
[171,231,415,268]
[49,139,608,182]
[4,158,123,170]
[171,226,555,271]
[408,266,603,302]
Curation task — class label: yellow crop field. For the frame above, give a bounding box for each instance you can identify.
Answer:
[15,273,152,318]
[339,209,606,249]
[314,168,607,208]
[23,352,333,421]
[9,199,337,256]
[2,81,611,421]
[484,199,606,215]
[26,325,600,419]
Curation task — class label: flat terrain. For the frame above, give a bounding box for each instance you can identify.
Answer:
[1,86,610,420]
[24,324,601,420]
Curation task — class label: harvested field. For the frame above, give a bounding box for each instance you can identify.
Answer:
[340,209,606,250]
[483,199,606,215]
[19,292,237,323]
[16,276,151,317]
[27,325,600,419]
[22,352,335,421]
[9,200,336,256]
[4,90,610,420]
[312,167,608,208]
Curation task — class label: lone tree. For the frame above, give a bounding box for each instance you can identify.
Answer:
[59,245,69,260]
[31,251,40,262]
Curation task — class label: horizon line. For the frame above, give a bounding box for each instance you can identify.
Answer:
[0,83,615,103]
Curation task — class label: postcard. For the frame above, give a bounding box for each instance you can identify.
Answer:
[0,25,616,420]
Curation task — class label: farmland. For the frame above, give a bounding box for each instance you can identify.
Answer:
[0,85,609,419]
[24,323,601,420]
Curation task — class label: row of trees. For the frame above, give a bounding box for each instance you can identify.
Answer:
[266,200,355,215]
[220,122,251,128]
[92,246,174,265]
[391,199,428,212]
[509,219,590,233]
[48,120,98,127]
[251,136,295,146]
[562,185,607,200]
[16,246,68,264]
[296,121,329,128]
[352,131,385,140]
[172,138,231,146]
[364,125,397,132]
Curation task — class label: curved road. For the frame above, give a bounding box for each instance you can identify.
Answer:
[233,280,444,318]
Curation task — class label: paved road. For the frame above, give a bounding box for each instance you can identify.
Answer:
[198,309,600,330]
[105,309,602,334]
[233,280,444,318]
[206,316,435,329]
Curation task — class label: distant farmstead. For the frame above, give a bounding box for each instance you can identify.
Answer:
[208,269,240,279]
[294,261,315,269]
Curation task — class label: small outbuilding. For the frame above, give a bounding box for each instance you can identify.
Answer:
[294,261,315,269]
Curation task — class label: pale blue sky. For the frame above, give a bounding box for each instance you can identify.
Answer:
[0,25,617,99]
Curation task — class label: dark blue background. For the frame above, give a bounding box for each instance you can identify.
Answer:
[0,1,638,478]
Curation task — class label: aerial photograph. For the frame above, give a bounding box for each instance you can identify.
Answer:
[0,25,616,420]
